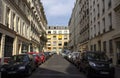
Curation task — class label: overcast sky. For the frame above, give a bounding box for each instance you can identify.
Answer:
[41,0,75,26]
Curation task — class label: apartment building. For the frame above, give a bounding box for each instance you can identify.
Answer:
[68,0,81,52]
[89,0,120,65]
[0,0,47,60]
[69,0,120,65]
[113,0,120,65]
[68,0,89,52]
[46,26,69,54]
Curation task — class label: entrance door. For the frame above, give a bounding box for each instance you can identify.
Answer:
[116,41,120,65]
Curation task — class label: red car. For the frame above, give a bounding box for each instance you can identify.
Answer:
[28,52,42,67]
[38,53,46,63]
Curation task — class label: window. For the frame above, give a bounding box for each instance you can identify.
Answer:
[94,44,96,51]
[53,41,57,46]
[108,13,112,30]
[18,17,20,33]
[109,40,113,55]
[64,42,68,46]
[98,22,100,35]
[58,41,62,46]
[58,35,62,40]
[97,4,100,19]
[6,7,10,27]
[64,30,68,34]
[98,40,101,51]
[53,47,56,49]
[13,13,15,30]
[102,18,105,33]
[90,45,93,51]
[48,44,51,46]
[53,31,57,34]
[58,31,62,34]
[47,38,51,40]
[53,35,56,40]
[48,31,51,34]
[102,0,105,14]
[103,41,106,52]
[48,47,51,50]
[54,27,56,29]
[93,0,95,6]
[108,0,111,9]
[64,35,68,40]
[94,25,96,36]
[53,36,56,38]
[49,27,50,29]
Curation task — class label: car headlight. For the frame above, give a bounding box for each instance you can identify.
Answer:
[19,66,25,70]
[89,62,96,67]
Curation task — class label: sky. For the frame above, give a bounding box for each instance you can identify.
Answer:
[41,0,75,26]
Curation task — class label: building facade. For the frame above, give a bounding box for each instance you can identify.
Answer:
[68,0,81,52]
[113,0,120,65]
[68,0,89,52]
[45,26,69,54]
[69,0,120,65]
[0,0,47,63]
[89,0,120,65]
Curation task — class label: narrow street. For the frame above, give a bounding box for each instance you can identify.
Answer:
[29,54,86,78]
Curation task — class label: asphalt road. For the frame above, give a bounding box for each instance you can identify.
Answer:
[28,54,86,78]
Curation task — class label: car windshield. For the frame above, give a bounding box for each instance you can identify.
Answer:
[87,53,108,61]
[11,55,28,62]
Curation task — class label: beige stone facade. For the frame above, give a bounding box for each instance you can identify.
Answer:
[45,26,69,54]
[0,0,47,63]
[89,0,120,65]
[69,0,120,65]
[68,0,89,52]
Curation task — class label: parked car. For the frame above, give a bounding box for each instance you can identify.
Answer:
[0,57,11,64]
[71,52,80,64]
[28,52,42,66]
[71,52,81,65]
[44,52,50,60]
[38,52,46,63]
[78,51,115,78]
[1,54,36,76]
[67,53,73,61]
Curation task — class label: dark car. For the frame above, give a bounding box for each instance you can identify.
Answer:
[78,51,115,78]
[1,54,36,76]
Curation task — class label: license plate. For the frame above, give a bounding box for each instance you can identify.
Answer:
[8,71,16,74]
[100,71,109,74]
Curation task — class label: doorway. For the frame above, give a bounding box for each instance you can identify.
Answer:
[4,35,14,57]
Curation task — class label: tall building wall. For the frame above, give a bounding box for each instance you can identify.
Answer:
[46,26,69,54]
[0,0,47,60]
